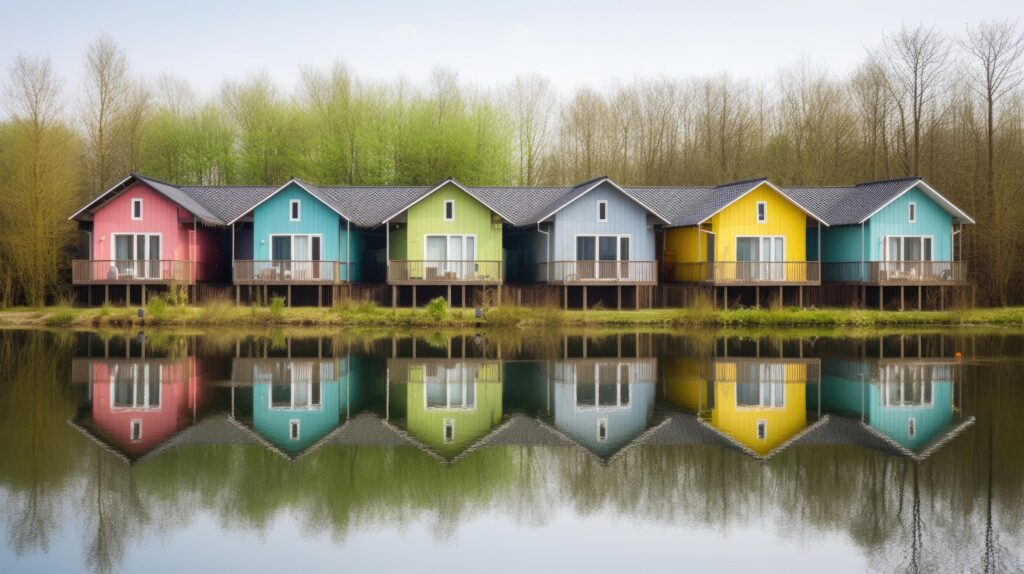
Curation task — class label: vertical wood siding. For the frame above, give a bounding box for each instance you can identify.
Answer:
[252,377,341,454]
[708,183,809,263]
[865,186,953,261]
[550,182,656,261]
[92,182,190,262]
[253,183,343,262]
[710,361,809,456]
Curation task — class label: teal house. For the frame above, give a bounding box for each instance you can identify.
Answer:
[820,358,963,455]
[788,178,974,307]
[228,179,376,299]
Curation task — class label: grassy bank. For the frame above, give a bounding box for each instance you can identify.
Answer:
[2,300,1024,329]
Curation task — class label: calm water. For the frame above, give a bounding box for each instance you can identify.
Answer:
[0,328,1022,574]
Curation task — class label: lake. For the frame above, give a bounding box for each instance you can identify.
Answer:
[0,328,1021,573]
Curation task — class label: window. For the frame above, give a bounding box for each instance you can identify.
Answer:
[289,420,300,441]
[756,201,767,223]
[908,202,916,223]
[907,418,917,438]
[112,363,161,409]
[290,200,300,221]
[597,419,608,442]
[131,198,143,220]
[884,236,933,262]
[130,420,142,442]
[443,419,455,443]
[444,200,454,221]
[597,201,608,222]
[756,420,768,440]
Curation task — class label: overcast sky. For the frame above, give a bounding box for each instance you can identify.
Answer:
[1,0,1020,101]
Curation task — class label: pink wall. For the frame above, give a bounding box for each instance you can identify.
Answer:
[90,358,196,459]
[91,182,219,281]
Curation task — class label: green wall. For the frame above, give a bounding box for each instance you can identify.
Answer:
[388,183,503,262]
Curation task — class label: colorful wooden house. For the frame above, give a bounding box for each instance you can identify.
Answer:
[230,351,356,458]
[820,357,973,459]
[631,178,828,307]
[786,177,974,309]
[68,174,267,305]
[69,340,200,463]
[494,177,669,309]
[386,359,504,460]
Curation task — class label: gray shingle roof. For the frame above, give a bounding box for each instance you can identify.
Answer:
[469,185,575,226]
[178,185,277,224]
[784,177,974,226]
[627,178,772,227]
[317,185,432,228]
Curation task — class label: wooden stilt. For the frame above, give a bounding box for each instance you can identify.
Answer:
[799,286,803,307]
[318,285,323,308]
[779,285,783,307]
[141,285,146,306]
[287,285,292,307]
[617,285,622,310]
[755,286,760,309]
[447,285,451,307]
[563,285,567,309]
[412,285,417,308]
[861,285,866,308]
[498,285,502,306]
[917,285,922,311]
[392,286,397,309]
[713,287,717,309]
[879,286,883,311]
[462,285,466,308]
[724,286,728,310]
[88,286,92,307]
[900,286,905,311]
[940,286,945,310]
[236,286,240,305]
[583,286,588,311]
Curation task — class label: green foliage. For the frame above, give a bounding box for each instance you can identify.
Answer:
[43,308,75,327]
[425,297,448,322]
[146,296,168,321]
[269,296,286,319]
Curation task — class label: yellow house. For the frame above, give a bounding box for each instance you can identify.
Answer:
[636,178,827,289]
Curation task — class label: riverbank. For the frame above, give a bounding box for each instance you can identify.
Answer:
[2,302,1024,329]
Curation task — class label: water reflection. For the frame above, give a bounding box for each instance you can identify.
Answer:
[1,330,1021,573]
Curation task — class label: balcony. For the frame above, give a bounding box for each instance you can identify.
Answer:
[233,260,349,285]
[538,261,658,285]
[822,261,967,285]
[72,260,196,285]
[673,261,821,286]
[387,260,503,285]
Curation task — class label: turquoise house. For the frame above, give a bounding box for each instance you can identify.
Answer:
[788,178,974,292]
[820,358,959,454]
[229,179,372,291]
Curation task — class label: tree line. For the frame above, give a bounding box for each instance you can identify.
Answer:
[1,22,1023,306]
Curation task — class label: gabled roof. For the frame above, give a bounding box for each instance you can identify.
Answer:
[69,173,227,225]
[379,177,528,225]
[534,176,672,226]
[224,178,363,226]
[784,177,975,226]
[627,177,828,227]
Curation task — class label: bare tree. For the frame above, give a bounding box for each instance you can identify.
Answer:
[81,35,129,193]
[508,73,555,185]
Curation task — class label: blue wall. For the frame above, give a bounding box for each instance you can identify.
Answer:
[550,182,657,262]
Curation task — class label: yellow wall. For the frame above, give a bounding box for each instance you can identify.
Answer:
[664,183,811,282]
[710,361,809,456]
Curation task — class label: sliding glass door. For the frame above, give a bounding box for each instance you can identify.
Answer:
[112,233,161,279]
[736,236,784,281]
[576,235,631,280]
[270,235,323,280]
[883,236,933,279]
[425,235,476,279]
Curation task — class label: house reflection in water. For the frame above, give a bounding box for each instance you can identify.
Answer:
[387,359,503,460]
[546,334,657,458]
[69,335,199,463]
[230,337,357,457]
[662,338,821,458]
[821,356,970,458]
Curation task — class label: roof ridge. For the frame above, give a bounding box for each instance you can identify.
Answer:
[570,175,610,189]
[855,176,921,187]
[131,172,183,189]
[714,176,768,188]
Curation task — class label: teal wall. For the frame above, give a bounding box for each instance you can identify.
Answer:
[253,183,364,280]
[253,379,341,455]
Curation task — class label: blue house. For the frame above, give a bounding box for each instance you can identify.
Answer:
[787,178,974,309]
[486,177,670,309]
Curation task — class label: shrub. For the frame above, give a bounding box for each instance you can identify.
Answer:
[45,308,75,327]
[269,296,286,320]
[425,297,448,322]
[146,296,168,321]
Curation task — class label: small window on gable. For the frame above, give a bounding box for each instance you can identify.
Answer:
[131,199,143,220]
[444,200,454,221]
[597,201,608,222]
[130,420,142,442]
[290,200,300,222]
[908,202,916,223]
[597,419,608,442]
[756,201,767,223]
[908,418,916,438]
[443,418,455,443]
[289,420,300,441]
[756,420,768,440]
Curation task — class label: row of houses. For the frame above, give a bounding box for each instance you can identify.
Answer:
[68,173,974,308]
[70,334,972,465]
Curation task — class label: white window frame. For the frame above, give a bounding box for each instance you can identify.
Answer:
[289,199,301,222]
[109,363,163,411]
[423,364,477,411]
[573,234,632,261]
[597,200,608,223]
[756,201,767,224]
[443,418,456,443]
[908,202,916,223]
[130,419,143,442]
[756,419,768,441]
[269,233,323,261]
[573,361,632,412]
[110,233,163,261]
[880,364,934,408]
[289,419,301,441]
[881,235,934,262]
[131,198,143,221]
[444,200,455,221]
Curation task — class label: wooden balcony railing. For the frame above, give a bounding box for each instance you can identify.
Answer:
[672,261,820,285]
[387,260,503,285]
[822,261,967,285]
[72,260,195,285]
[538,260,658,285]
[233,260,348,285]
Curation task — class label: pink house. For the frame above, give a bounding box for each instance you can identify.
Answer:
[70,174,227,304]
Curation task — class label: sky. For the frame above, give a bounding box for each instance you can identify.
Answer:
[0,0,1021,103]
